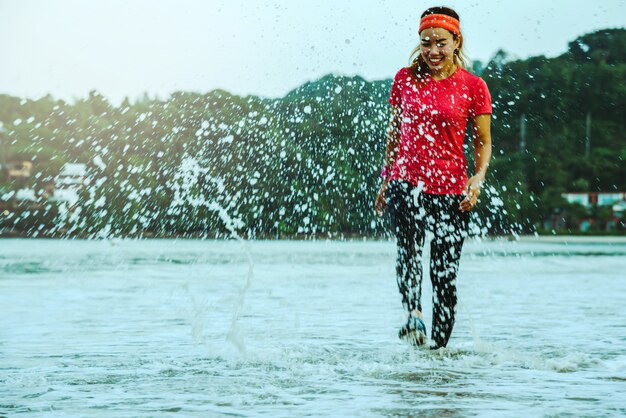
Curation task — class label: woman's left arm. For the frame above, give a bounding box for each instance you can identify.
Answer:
[460,114,492,212]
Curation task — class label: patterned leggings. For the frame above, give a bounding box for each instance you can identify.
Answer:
[386,179,469,348]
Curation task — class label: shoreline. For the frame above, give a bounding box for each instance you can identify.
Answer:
[510,235,626,244]
[1,231,624,243]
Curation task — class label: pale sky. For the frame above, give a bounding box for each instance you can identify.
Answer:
[1,0,624,104]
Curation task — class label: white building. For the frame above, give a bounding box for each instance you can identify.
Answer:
[562,192,625,208]
[613,200,626,217]
[562,192,590,206]
[55,163,87,188]
[53,163,88,208]
[15,188,36,201]
[598,193,624,206]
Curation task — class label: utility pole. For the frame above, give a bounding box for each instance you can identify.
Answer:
[585,112,591,158]
[519,113,526,153]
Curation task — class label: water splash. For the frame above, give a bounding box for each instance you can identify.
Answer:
[0,79,530,241]
[170,155,253,356]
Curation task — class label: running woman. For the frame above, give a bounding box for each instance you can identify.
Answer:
[375,6,493,349]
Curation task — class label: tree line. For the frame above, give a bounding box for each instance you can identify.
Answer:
[0,28,624,238]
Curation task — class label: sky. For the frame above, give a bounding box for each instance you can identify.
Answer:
[1,0,624,104]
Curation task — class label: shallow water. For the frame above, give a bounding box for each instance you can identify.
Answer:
[1,237,625,417]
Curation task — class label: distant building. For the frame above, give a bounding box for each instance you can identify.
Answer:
[53,163,88,207]
[53,188,80,207]
[52,163,90,225]
[562,192,590,206]
[558,192,626,232]
[598,193,624,206]
[56,163,87,188]
[6,161,33,180]
[15,188,36,201]
[613,200,626,217]
[562,192,625,208]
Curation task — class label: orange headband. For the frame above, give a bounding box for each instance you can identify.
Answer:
[419,13,460,36]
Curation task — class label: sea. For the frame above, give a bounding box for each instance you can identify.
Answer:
[1,237,625,417]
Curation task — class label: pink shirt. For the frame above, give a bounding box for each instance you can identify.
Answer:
[388,66,492,194]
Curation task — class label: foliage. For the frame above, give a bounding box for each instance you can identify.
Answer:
[0,29,624,238]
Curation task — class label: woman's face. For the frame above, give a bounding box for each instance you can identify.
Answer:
[419,27,460,72]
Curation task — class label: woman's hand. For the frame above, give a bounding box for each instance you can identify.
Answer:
[375,180,389,216]
[459,174,484,212]
[463,114,491,212]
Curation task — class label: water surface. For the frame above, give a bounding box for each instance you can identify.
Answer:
[1,238,625,417]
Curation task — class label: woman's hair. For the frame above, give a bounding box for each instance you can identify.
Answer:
[408,6,470,77]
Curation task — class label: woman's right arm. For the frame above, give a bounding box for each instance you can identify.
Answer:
[375,106,402,215]
[383,105,402,177]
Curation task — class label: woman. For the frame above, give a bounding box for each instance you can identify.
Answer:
[375,6,492,349]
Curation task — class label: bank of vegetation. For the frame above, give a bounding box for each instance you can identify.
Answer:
[0,29,624,238]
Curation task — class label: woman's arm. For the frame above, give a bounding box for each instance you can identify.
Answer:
[375,106,402,215]
[460,113,492,212]
[384,105,402,173]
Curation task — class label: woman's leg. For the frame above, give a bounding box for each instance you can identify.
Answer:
[426,194,469,348]
[387,180,427,316]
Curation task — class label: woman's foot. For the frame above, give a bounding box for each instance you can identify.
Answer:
[398,315,427,346]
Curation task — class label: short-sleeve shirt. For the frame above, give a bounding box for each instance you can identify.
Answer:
[388,66,492,194]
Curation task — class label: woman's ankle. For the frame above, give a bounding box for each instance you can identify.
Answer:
[409,310,423,319]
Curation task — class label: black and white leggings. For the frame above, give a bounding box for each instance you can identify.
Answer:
[386,179,469,348]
